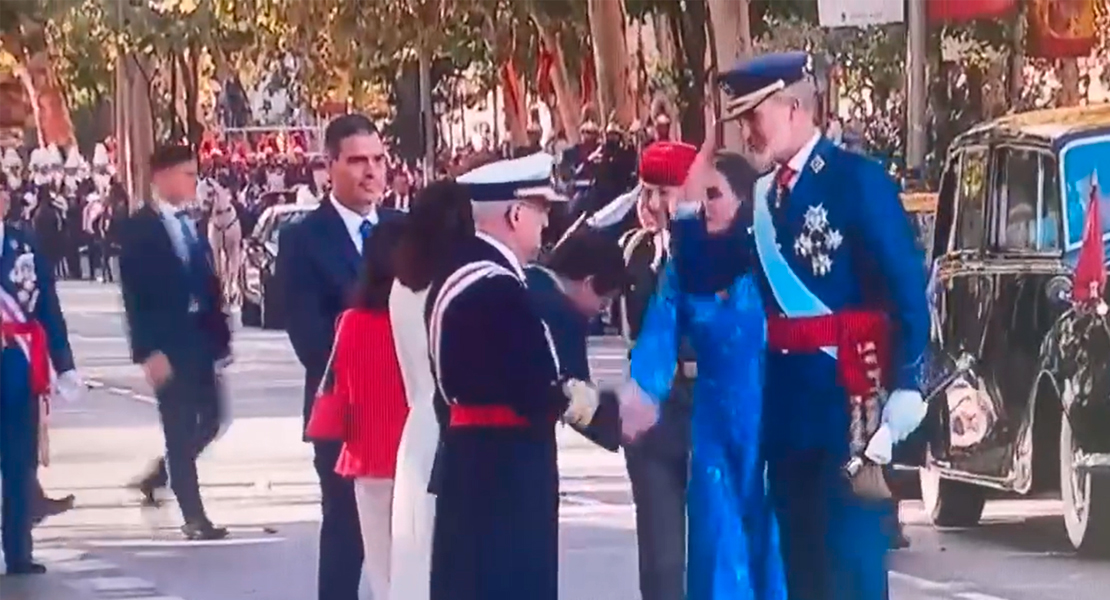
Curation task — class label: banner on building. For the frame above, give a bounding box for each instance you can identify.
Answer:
[817,0,904,27]
[1027,0,1098,59]
[927,0,1018,24]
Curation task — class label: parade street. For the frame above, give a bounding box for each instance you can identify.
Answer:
[0,281,1107,600]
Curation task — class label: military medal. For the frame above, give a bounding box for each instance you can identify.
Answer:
[188,297,200,313]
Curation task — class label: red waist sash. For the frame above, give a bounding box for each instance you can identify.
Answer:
[449,404,530,428]
[1,320,51,397]
[766,311,890,398]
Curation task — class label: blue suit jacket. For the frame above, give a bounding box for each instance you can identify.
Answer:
[118,205,230,373]
[277,200,402,427]
[0,224,75,374]
[752,137,929,456]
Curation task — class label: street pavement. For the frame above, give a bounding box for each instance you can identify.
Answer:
[1,281,1108,599]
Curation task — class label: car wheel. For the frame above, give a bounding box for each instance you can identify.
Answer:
[1061,415,1110,555]
[241,299,262,328]
[920,452,986,527]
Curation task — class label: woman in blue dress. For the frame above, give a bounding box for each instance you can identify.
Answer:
[626,152,787,600]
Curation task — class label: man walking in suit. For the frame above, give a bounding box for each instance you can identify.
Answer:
[278,114,398,600]
[119,144,232,541]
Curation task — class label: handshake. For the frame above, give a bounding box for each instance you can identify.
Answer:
[559,378,660,451]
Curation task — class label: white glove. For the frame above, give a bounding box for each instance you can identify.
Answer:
[863,424,894,465]
[54,369,86,403]
[561,379,600,426]
[215,355,234,372]
[883,389,928,444]
[616,380,659,441]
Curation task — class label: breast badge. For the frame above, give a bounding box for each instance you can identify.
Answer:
[9,250,40,312]
[794,204,843,277]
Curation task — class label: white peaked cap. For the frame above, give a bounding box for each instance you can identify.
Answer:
[29,147,42,167]
[65,145,83,169]
[2,147,20,167]
[92,143,109,166]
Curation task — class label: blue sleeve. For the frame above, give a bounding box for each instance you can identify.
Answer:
[276,223,333,372]
[850,157,929,391]
[28,233,74,373]
[629,259,681,403]
[118,219,159,364]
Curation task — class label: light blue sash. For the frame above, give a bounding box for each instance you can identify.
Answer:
[752,174,836,358]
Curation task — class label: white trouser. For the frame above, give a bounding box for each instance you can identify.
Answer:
[354,477,394,600]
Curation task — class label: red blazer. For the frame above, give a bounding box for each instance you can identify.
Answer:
[331,309,409,479]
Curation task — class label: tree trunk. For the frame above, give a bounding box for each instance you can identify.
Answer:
[672,0,709,145]
[1058,58,1081,107]
[418,44,436,183]
[6,17,76,147]
[534,20,583,143]
[115,52,155,210]
[706,0,751,151]
[586,0,635,129]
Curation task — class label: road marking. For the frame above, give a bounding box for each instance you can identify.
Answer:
[889,571,961,592]
[956,594,1013,600]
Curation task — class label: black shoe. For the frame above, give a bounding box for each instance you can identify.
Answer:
[33,494,75,525]
[127,478,163,508]
[5,562,47,575]
[181,521,229,541]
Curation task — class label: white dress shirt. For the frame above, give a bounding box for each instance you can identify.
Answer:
[331,196,379,254]
[155,199,197,263]
[475,231,525,281]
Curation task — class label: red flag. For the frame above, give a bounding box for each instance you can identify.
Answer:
[1073,172,1106,303]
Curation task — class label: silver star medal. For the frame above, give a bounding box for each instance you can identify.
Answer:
[811,155,825,174]
[188,297,200,313]
[794,203,841,277]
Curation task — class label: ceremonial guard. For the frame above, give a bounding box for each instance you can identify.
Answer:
[30,146,67,280]
[427,153,614,600]
[719,52,929,599]
[1,149,31,223]
[0,182,82,575]
[62,147,90,280]
[615,141,698,600]
[85,144,119,283]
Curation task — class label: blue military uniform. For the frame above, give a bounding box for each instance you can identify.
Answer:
[0,223,75,573]
[426,153,582,600]
[719,52,930,600]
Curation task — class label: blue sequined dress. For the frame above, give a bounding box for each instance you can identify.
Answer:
[629,217,786,600]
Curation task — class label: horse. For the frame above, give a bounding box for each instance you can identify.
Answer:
[198,178,243,307]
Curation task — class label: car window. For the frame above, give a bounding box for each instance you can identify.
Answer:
[265,211,310,245]
[934,154,958,257]
[1039,155,1062,251]
[994,147,1041,251]
[954,148,988,252]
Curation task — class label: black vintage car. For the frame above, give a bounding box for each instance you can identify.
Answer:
[240,201,317,329]
[919,104,1110,555]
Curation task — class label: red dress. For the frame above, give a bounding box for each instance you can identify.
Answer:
[330,309,410,479]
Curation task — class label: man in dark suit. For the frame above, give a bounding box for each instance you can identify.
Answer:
[118,144,232,541]
[277,114,399,600]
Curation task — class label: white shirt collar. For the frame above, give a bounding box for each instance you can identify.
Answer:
[331,195,378,237]
[475,231,525,281]
[785,131,823,175]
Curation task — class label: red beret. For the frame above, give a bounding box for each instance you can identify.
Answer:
[639,141,697,187]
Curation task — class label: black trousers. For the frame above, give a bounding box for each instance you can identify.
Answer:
[313,440,363,600]
[0,348,39,567]
[623,380,692,600]
[145,365,222,523]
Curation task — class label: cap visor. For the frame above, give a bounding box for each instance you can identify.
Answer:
[720,81,785,122]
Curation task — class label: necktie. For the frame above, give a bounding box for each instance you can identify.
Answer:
[174,210,197,260]
[358,219,374,243]
[773,165,796,210]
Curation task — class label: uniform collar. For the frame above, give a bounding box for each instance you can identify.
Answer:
[475,231,525,281]
[785,131,822,174]
[153,195,187,219]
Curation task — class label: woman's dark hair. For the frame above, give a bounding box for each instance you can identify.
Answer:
[714,152,760,201]
[544,230,629,296]
[351,219,404,310]
[394,179,475,291]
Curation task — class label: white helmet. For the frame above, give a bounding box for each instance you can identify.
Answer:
[92,143,110,167]
[64,145,83,170]
[46,144,63,166]
[1,147,21,169]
